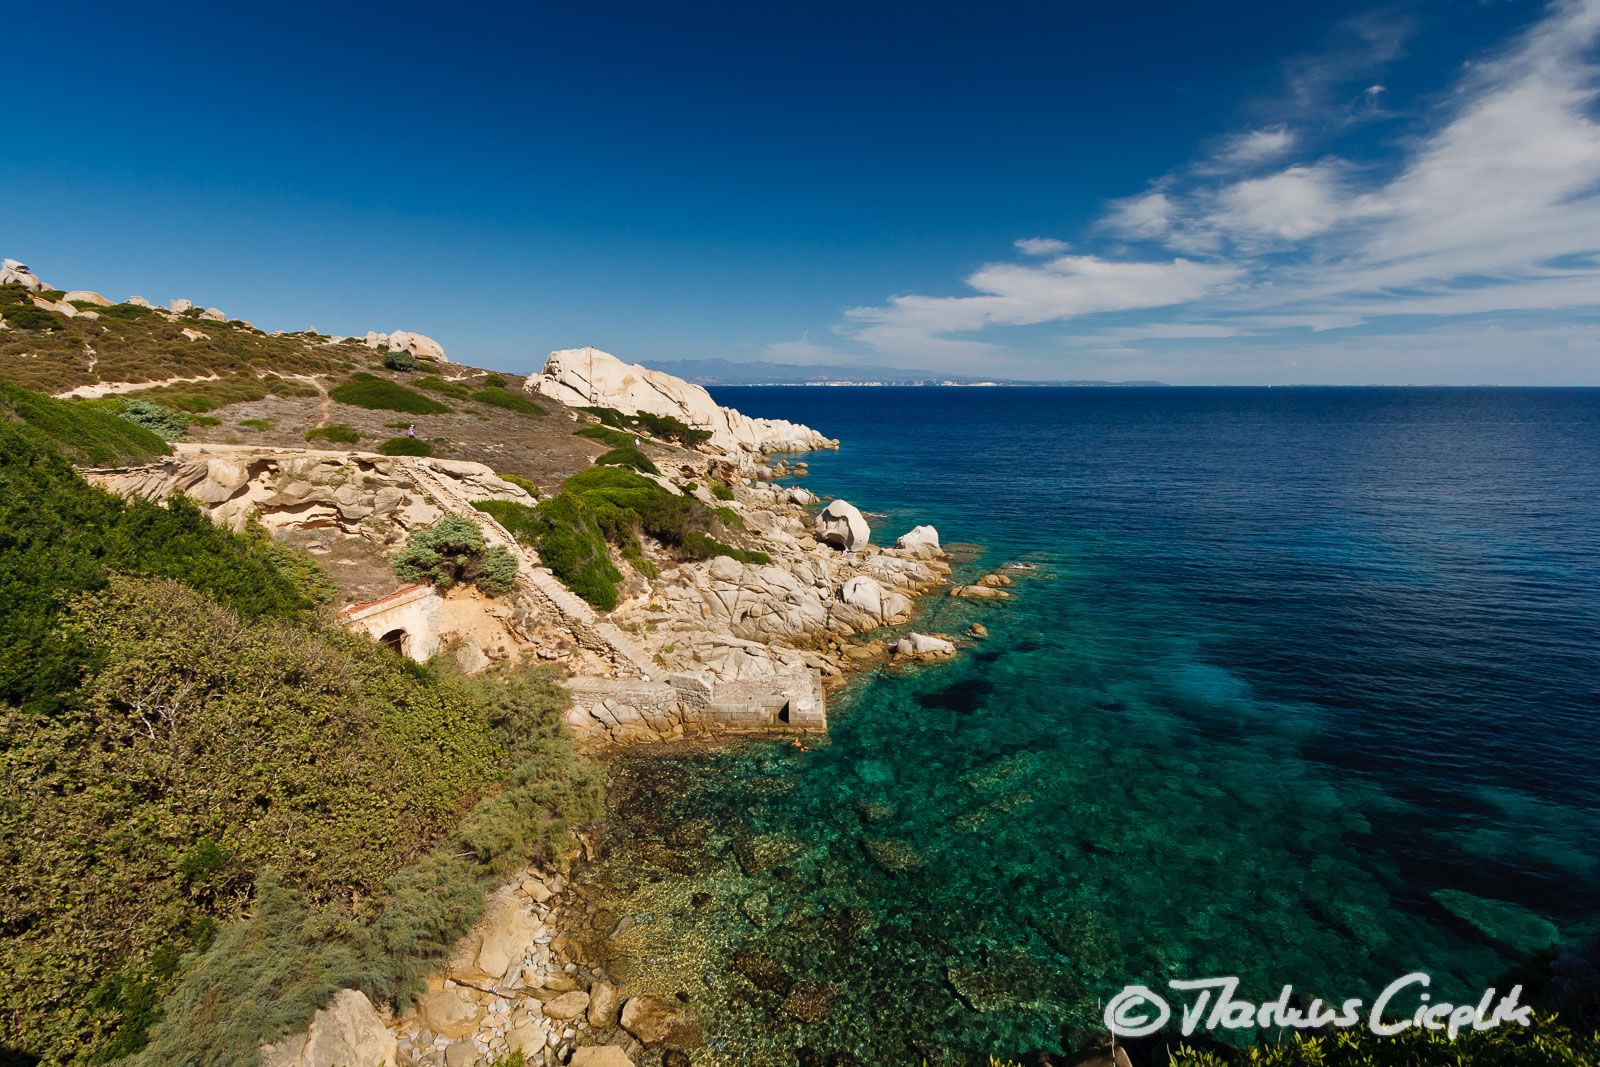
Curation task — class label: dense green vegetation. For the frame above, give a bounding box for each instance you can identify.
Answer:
[329,372,451,415]
[415,374,472,399]
[392,514,519,595]
[382,349,420,372]
[595,445,659,474]
[378,435,433,456]
[0,381,169,467]
[476,495,622,610]
[305,423,362,444]
[575,423,635,448]
[472,386,547,416]
[708,477,734,500]
[0,394,599,1064]
[1166,1012,1599,1066]
[238,417,272,431]
[111,397,191,440]
[581,404,712,447]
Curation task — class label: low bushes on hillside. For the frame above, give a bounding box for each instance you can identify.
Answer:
[476,495,622,610]
[330,372,451,415]
[0,380,170,467]
[305,423,362,444]
[379,435,434,456]
[575,423,635,449]
[392,514,518,595]
[116,397,191,440]
[472,386,547,416]
[416,374,472,399]
[0,303,61,330]
[124,372,321,413]
[581,404,712,447]
[382,349,421,372]
[595,446,659,474]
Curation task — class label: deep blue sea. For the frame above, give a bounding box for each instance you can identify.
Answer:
[596,387,1600,1065]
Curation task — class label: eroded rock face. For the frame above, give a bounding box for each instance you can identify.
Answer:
[529,346,836,456]
[261,989,397,1067]
[0,258,44,291]
[815,499,869,551]
[387,329,449,362]
[61,290,111,306]
[896,632,955,658]
[170,298,195,313]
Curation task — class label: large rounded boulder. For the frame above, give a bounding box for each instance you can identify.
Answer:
[815,499,869,551]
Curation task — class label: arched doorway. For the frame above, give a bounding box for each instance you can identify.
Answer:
[379,628,408,656]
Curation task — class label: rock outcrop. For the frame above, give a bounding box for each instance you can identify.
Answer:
[61,290,111,306]
[896,632,956,658]
[260,989,397,1067]
[815,499,869,551]
[0,258,44,291]
[171,298,195,313]
[364,331,449,362]
[528,347,836,456]
[894,524,943,558]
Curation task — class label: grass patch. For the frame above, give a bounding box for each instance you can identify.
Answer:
[708,477,734,500]
[329,373,450,415]
[378,436,433,456]
[581,405,711,447]
[0,381,170,467]
[575,424,635,448]
[123,373,320,413]
[305,424,361,445]
[595,446,659,474]
[415,375,472,400]
[238,418,272,431]
[471,387,546,416]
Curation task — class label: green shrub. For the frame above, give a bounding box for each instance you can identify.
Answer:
[330,372,450,415]
[379,436,433,456]
[477,495,621,610]
[595,446,659,474]
[575,424,635,448]
[1167,1011,1599,1066]
[561,466,767,565]
[238,418,272,431]
[189,414,222,427]
[0,382,170,467]
[0,283,36,306]
[382,349,420,372]
[415,374,472,399]
[482,374,508,389]
[98,302,158,320]
[581,405,711,447]
[305,424,361,444]
[501,473,540,497]
[392,514,518,595]
[708,478,734,500]
[472,387,546,416]
[714,505,745,530]
[125,373,320,413]
[116,398,191,441]
[1,304,62,330]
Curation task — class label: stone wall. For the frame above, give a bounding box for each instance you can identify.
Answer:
[563,670,826,744]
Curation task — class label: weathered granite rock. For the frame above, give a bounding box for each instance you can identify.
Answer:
[587,981,621,1027]
[815,499,869,551]
[170,298,195,312]
[620,995,702,1047]
[896,633,955,657]
[416,985,478,1039]
[895,524,943,557]
[570,1048,637,1067]
[951,584,1009,599]
[529,347,835,455]
[200,307,226,321]
[0,259,43,291]
[61,290,112,306]
[541,989,591,1020]
[388,330,448,362]
[127,295,153,307]
[474,892,540,978]
[261,989,397,1067]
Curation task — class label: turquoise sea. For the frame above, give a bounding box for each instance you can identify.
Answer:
[593,387,1600,1065]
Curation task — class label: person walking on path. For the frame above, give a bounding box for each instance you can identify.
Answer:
[407,424,416,437]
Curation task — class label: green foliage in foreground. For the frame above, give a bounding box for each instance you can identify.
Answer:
[477,495,622,610]
[0,380,170,467]
[472,386,547,416]
[0,412,600,1063]
[564,465,769,565]
[378,435,434,456]
[330,372,451,415]
[305,423,362,444]
[582,404,712,447]
[382,349,421,371]
[1166,1012,1599,1066]
[595,445,659,474]
[392,513,519,595]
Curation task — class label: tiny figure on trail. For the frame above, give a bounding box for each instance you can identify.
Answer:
[407,424,416,437]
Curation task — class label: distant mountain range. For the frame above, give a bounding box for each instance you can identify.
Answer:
[638,358,1166,387]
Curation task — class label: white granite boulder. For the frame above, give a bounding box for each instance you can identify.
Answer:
[127,295,153,308]
[815,499,869,551]
[0,259,43,291]
[895,525,943,558]
[896,633,956,657]
[200,307,226,321]
[62,290,112,306]
[259,989,397,1067]
[170,298,195,313]
[388,330,448,362]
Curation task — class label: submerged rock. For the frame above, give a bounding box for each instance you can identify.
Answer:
[620,994,702,1047]
[778,981,840,1023]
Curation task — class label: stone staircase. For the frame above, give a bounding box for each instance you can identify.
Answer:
[400,460,657,678]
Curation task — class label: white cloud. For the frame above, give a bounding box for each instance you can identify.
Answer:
[1213,162,1353,242]
[842,254,1242,356]
[1103,189,1177,239]
[1014,237,1070,256]
[1221,125,1297,165]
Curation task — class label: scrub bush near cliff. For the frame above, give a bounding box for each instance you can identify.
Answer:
[581,404,712,447]
[477,494,622,610]
[392,513,519,594]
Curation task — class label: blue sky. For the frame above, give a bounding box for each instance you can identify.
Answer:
[6,0,1599,383]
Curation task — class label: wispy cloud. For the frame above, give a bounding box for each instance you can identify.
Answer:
[836,0,1600,379]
